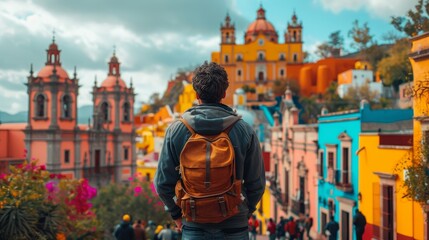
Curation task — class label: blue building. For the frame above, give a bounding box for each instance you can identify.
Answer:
[317,101,412,240]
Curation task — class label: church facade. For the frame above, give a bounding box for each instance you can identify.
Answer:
[23,39,136,186]
[211,6,304,105]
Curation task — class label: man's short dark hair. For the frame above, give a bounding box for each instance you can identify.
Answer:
[192,62,229,103]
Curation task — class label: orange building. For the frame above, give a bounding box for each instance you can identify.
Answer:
[299,57,358,96]
[0,39,136,185]
[211,6,304,105]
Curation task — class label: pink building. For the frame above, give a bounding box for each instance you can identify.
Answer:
[269,87,319,237]
[0,39,136,186]
[0,123,27,173]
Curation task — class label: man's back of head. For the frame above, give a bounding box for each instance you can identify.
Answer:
[192,62,229,104]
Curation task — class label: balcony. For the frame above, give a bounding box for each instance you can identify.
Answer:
[83,166,115,186]
[334,169,353,193]
[291,199,305,216]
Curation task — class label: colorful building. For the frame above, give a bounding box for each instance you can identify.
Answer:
[409,31,429,239]
[269,87,319,237]
[358,131,425,239]
[0,123,26,173]
[317,102,412,240]
[1,39,136,185]
[211,6,304,105]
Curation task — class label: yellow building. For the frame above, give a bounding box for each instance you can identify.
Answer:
[211,6,304,105]
[358,133,424,239]
[409,32,429,239]
[176,82,196,114]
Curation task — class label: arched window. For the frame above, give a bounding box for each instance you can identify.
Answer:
[224,55,229,63]
[293,54,298,63]
[226,32,230,43]
[123,102,130,122]
[258,53,265,61]
[62,95,71,118]
[36,94,45,117]
[101,102,109,122]
[280,69,285,77]
[112,67,116,75]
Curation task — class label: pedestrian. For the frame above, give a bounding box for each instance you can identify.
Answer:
[154,225,164,240]
[267,218,276,240]
[114,214,135,240]
[158,223,174,240]
[154,62,265,240]
[304,214,313,240]
[296,216,305,240]
[145,221,157,240]
[324,216,339,240]
[353,209,367,240]
[248,214,259,240]
[285,216,297,240]
[276,216,286,240]
[133,219,147,240]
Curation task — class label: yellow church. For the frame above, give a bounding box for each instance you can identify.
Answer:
[211,6,304,106]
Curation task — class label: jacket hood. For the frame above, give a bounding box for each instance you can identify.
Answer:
[182,103,241,135]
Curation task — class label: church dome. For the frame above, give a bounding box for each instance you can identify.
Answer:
[245,6,278,43]
[101,76,127,88]
[37,65,69,80]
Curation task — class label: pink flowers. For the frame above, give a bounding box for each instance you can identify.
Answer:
[134,186,142,196]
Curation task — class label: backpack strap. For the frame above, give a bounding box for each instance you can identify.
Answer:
[179,118,195,135]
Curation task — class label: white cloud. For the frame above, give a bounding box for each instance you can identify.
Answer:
[314,0,419,19]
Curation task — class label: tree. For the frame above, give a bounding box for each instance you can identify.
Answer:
[148,92,163,113]
[315,30,344,58]
[348,20,373,52]
[378,38,413,91]
[322,82,350,112]
[315,42,332,59]
[299,95,321,123]
[391,0,429,37]
[92,177,169,239]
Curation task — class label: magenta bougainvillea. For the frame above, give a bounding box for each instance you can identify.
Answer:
[0,160,100,239]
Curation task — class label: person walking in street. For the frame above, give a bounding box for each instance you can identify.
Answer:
[145,221,157,240]
[296,216,305,240]
[114,214,135,240]
[285,217,297,240]
[304,214,313,240]
[133,219,147,240]
[154,62,266,240]
[276,216,286,240]
[324,216,339,240]
[353,209,367,240]
[267,218,276,240]
[158,223,175,240]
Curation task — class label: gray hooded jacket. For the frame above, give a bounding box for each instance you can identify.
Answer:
[154,103,265,229]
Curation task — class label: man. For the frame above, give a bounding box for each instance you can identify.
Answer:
[276,216,286,240]
[353,209,367,240]
[304,214,313,240]
[133,219,147,240]
[266,218,276,240]
[285,216,297,240]
[114,214,135,240]
[155,62,265,240]
[324,216,339,240]
[157,223,174,240]
[145,221,157,240]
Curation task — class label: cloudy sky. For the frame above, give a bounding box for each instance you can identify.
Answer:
[0,0,418,114]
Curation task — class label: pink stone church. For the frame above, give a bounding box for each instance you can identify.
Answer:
[0,39,136,186]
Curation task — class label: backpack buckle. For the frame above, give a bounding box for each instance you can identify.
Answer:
[189,199,196,221]
[218,197,227,217]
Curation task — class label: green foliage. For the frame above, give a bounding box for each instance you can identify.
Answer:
[378,39,413,91]
[0,161,100,240]
[397,138,429,204]
[348,20,373,52]
[92,177,169,238]
[315,30,344,58]
[299,95,321,123]
[242,84,256,94]
[391,0,429,37]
